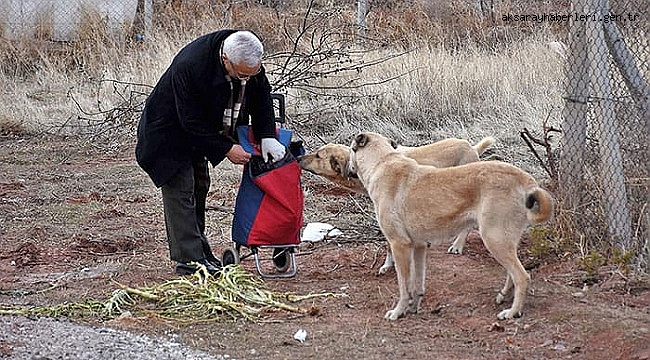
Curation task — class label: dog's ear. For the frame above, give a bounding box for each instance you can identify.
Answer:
[330,156,341,174]
[352,133,368,151]
[390,139,398,149]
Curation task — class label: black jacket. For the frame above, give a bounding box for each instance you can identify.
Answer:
[135,30,277,187]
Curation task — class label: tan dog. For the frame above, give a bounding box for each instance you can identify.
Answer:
[348,132,554,320]
[299,136,496,274]
[299,137,496,195]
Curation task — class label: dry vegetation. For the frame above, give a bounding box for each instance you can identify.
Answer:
[1,0,569,167]
[0,0,646,296]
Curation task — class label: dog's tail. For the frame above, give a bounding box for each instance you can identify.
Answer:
[472,137,496,156]
[525,188,554,224]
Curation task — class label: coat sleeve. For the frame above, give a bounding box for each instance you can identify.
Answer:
[171,64,234,164]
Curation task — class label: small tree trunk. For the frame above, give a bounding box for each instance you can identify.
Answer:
[134,0,152,39]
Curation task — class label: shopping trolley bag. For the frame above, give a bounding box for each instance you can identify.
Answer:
[232,126,304,247]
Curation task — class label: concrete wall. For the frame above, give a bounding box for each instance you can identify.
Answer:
[0,0,139,41]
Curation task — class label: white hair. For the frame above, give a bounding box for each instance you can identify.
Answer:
[222,31,264,67]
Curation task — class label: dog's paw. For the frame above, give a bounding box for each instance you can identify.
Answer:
[406,293,423,313]
[495,292,505,304]
[377,264,392,275]
[384,309,404,321]
[497,308,522,320]
[406,304,419,314]
[447,244,463,255]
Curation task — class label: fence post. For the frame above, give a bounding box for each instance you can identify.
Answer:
[135,0,153,39]
[603,21,650,138]
[357,0,367,39]
[560,0,589,211]
[587,1,633,251]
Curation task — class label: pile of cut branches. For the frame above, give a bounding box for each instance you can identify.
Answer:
[0,265,343,323]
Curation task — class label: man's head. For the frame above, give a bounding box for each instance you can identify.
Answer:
[222,31,263,80]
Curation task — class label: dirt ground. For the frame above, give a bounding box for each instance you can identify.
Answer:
[1,135,649,360]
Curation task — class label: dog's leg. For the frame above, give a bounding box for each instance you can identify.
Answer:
[447,228,471,254]
[384,239,412,321]
[496,273,513,304]
[495,256,529,320]
[378,246,394,275]
[480,231,530,320]
[407,241,427,313]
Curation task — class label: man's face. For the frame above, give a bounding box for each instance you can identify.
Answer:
[222,55,261,81]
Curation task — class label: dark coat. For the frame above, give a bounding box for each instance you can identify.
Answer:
[135,29,277,187]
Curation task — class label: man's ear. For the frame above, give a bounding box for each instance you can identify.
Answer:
[390,139,398,149]
[352,133,368,151]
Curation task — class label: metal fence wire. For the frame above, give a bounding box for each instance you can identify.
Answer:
[0,0,149,41]
[560,0,649,270]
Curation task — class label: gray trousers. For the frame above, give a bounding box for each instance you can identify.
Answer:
[161,156,216,263]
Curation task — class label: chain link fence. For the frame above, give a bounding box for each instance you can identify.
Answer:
[0,0,147,41]
[560,0,649,270]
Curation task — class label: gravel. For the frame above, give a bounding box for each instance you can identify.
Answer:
[0,316,230,360]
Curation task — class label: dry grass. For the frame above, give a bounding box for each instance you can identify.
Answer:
[288,34,565,178]
[0,0,567,148]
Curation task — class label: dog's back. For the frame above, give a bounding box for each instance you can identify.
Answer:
[400,137,495,168]
[300,136,497,195]
[368,158,553,243]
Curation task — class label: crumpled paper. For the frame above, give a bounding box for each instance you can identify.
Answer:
[293,328,307,342]
[300,222,342,242]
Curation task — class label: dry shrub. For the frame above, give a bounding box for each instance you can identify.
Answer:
[0,114,28,136]
[152,0,228,36]
[0,39,44,77]
[553,169,648,275]
[365,0,570,50]
[365,3,436,48]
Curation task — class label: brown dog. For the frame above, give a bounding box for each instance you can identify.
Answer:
[348,132,554,320]
[299,136,496,274]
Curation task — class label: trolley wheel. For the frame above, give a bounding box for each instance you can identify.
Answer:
[222,247,240,266]
[272,247,290,273]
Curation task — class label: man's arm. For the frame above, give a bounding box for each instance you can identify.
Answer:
[247,68,277,141]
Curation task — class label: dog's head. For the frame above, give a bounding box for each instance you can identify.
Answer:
[298,144,350,177]
[298,143,367,194]
[351,132,398,152]
[347,132,398,179]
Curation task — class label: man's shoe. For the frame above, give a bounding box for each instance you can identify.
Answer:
[175,258,221,276]
[205,255,223,268]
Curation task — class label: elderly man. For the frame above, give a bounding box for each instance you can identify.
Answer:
[136,30,285,276]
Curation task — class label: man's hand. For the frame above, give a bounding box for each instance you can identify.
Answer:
[226,144,252,165]
[261,138,286,163]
